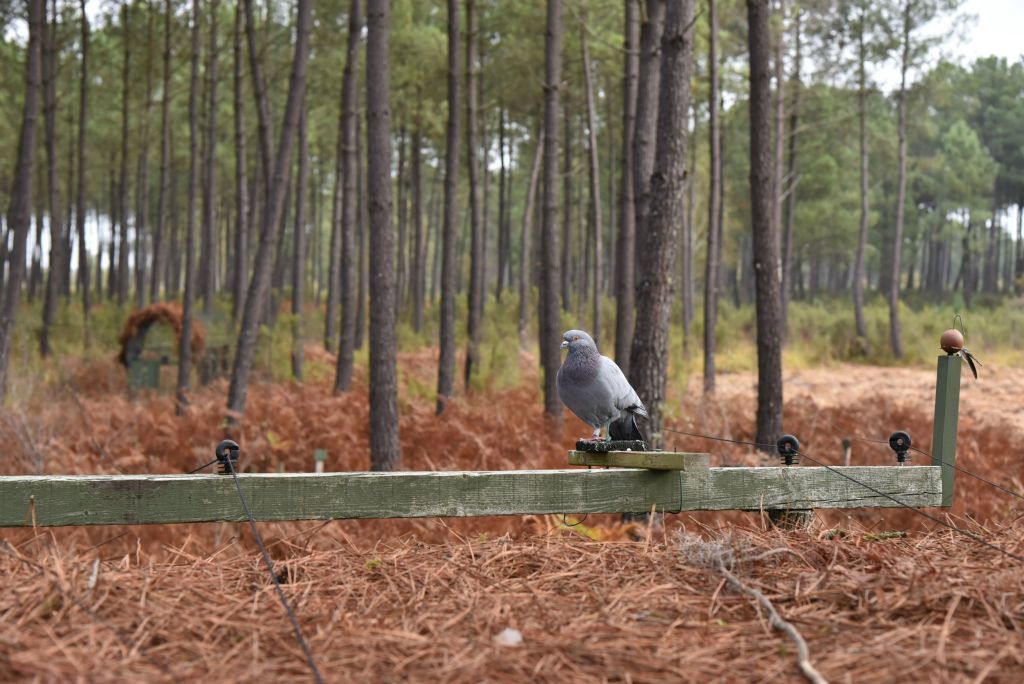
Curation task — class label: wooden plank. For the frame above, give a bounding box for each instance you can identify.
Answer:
[931,354,961,507]
[568,451,710,471]
[0,466,943,527]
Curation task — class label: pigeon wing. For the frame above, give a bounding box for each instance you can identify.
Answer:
[599,356,648,418]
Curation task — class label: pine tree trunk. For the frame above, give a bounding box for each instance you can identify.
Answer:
[629,0,694,444]
[781,7,800,337]
[496,106,508,301]
[227,0,312,417]
[231,2,248,319]
[580,24,603,344]
[366,0,401,471]
[151,0,172,303]
[396,125,408,310]
[615,0,639,367]
[333,0,360,391]
[626,0,664,377]
[890,0,909,358]
[0,0,42,399]
[291,98,308,381]
[560,103,573,313]
[200,0,219,314]
[540,0,564,418]
[436,0,461,414]
[703,0,722,394]
[355,114,367,350]
[134,3,155,310]
[117,2,131,307]
[325,56,345,350]
[518,128,543,349]
[464,0,485,391]
[411,99,425,332]
[40,0,63,357]
[176,0,202,414]
[771,0,785,291]
[747,0,783,448]
[853,12,869,341]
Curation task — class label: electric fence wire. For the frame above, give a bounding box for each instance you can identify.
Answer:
[221,457,325,684]
[660,426,1024,565]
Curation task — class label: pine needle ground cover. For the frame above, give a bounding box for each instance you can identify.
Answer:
[1,351,1022,681]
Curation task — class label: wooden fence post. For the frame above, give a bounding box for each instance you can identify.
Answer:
[931,354,961,507]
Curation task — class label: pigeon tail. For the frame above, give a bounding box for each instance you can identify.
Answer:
[609,412,646,442]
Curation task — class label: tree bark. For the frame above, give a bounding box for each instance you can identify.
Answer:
[625,0,664,377]
[771,0,785,284]
[291,98,308,381]
[436,0,460,414]
[747,0,784,448]
[560,103,573,313]
[890,0,910,358]
[176,0,202,414]
[134,2,155,310]
[325,87,343,349]
[496,106,508,301]
[230,2,248,319]
[781,6,800,338]
[0,0,42,399]
[580,23,603,343]
[703,0,722,394]
[40,0,63,357]
[365,0,401,471]
[464,0,484,391]
[411,98,425,331]
[518,128,543,349]
[540,0,564,418]
[355,113,366,349]
[852,8,869,341]
[616,0,639,368]
[74,0,90,317]
[334,0,361,392]
[396,124,407,308]
[151,0,172,303]
[227,0,312,418]
[200,0,219,314]
[117,2,131,306]
[629,0,694,444]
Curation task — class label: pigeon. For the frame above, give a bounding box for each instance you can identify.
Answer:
[556,329,648,442]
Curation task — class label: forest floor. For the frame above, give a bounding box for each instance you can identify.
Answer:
[1,350,1022,682]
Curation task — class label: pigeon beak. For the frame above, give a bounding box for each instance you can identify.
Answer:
[560,341,568,350]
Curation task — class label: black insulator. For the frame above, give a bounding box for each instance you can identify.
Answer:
[777,434,800,466]
[889,431,912,465]
[215,439,241,475]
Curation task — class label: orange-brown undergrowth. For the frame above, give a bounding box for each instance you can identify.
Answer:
[1,351,1022,681]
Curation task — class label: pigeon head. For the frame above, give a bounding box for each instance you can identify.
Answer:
[560,329,597,354]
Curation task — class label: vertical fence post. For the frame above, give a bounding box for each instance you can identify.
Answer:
[931,354,961,507]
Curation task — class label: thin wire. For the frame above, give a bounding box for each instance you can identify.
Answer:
[661,426,777,451]
[223,458,325,684]
[794,449,1024,564]
[562,513,589,527]
[187,458,219,474]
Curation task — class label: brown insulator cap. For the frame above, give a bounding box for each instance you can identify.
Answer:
[940,328,964,354]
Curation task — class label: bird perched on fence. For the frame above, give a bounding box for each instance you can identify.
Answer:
[940,328,982,379]
[556,329,648,442]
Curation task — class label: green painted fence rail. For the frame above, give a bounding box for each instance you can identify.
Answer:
[0,465,943,527]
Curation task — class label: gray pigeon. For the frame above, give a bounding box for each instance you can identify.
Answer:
[556,329,648,442]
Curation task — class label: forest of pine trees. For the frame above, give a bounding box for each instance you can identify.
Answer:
[1,0,1023,464]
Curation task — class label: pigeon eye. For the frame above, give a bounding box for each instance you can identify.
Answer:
[572,336,579,341]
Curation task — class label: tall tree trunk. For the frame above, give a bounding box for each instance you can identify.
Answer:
[1015,202,1023,292]
[167,162,180,294]
[117,2,131,306]
[747,0,783,448]
[464,0,484,391]
[134,2,155,310]
[580,23,603,343]
[630,0,694,444]
[325,53,345,349]
[780,7,800,337]
[396,124,407,309]
[151,0,172,303]
[626,0,664,377]
[176,0,202,413]
[771,0,785,283]
[436,0,460,414]
[539,0,564,418]
[560,103,573,313]
[200,0,220,314]
[291,98,308,380]
[616,0,639,367]
[496,106,508,301]
[411,99,425,331]
[890,0,909,358]
[703,0,722,394]
[852,10,868,341]
[40,0,63,357]
[333,0,361,392]
[0,0,42,399]
[231,2,248,318]
[355,113,366,349]
[366,0,401,471]
[227,0,312,417]
[518,129,543,349]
